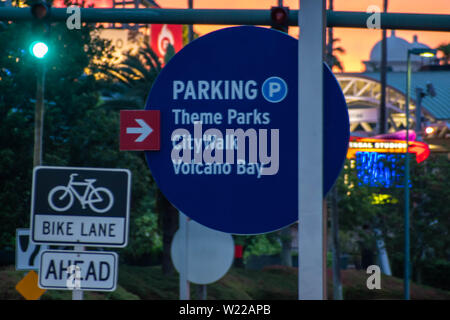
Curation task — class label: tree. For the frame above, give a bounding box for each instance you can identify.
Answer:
[404,154,450,285]
[326,0,345,73]
[436,43,450,65]
[335,160,382,269]
[0,19,157,263]
[182,25,199,46]
[101,42,179,274]
[325,38,346,72]
[336,154,450,290]
[101,42,162,107]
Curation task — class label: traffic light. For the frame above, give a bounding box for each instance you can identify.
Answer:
[270,6,290,33]
[30,1,51,20]
[29,1,51,59]
[30,41,49,59]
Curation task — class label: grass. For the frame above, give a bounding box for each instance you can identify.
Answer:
[1,264,449,300]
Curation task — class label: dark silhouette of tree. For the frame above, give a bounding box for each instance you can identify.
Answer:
[101,42,179,275]
[436,43,450,64]
[325,38,346,72]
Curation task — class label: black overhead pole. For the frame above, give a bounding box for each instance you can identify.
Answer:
[0,8,450,31]
[379,0,388,134]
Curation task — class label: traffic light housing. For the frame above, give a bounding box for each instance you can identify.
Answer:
[29,1,51,59]
[30,1,51,20]
[270,6,290,33]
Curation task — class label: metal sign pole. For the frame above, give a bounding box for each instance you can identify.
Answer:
[298,0,325,300]
[179,3,194,299]
[179,212,190,300]
[201,285,207,300]
[197,284,207,300]
[72,245,84,300]
[33,63,45,168]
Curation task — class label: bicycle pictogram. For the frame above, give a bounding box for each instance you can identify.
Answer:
[48,173,114,213]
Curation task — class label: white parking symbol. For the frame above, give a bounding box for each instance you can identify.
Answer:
[269,82,281,97]
[262,77,288,103]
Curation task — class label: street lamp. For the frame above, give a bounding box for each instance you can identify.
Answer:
[404,47,437,300]
[425,126,435,135]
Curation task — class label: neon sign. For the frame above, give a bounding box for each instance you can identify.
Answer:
[371,194,398,205]
[347,137,430,163]
[356,152,411,188]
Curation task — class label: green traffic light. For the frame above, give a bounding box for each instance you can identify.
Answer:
[30,41,49,59]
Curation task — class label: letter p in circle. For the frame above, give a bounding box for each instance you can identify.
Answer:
[262,77,288,103]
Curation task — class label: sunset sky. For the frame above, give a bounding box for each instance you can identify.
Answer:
[156,0,450,72]
[54,0,450,72]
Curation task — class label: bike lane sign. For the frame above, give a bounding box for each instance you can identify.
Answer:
[30,166,131,247]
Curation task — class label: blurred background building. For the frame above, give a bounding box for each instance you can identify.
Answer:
[337,31,449,156]
[53,0,183,64]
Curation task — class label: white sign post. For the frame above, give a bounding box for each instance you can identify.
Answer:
[298,0,326,300]
[72,246,84,300]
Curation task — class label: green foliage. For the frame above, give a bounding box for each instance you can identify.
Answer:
[419,259,450,291]
[121,206,162,264]
[0,22,38,245]
[182,25,199,46]
[436,42,450,64]
[335,159,384,257]
[164,43,175,65]
[335,154,450,289]
[327,251,333,268]
[99,41,179,267]
[241,233,281,260]
[2,264,448,300]
[325,38,346,72]
[0,21,157,259]
[101,42,162,107]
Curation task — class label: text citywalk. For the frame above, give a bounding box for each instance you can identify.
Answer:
[170,114,280,178]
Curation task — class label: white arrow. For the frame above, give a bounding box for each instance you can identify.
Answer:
[126,119,153,142]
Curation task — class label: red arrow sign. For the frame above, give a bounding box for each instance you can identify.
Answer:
[120,110,160,151]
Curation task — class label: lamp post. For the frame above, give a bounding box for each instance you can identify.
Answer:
[404,47,436,300]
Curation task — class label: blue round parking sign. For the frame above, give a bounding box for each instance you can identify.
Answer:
[145,26,349,234]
